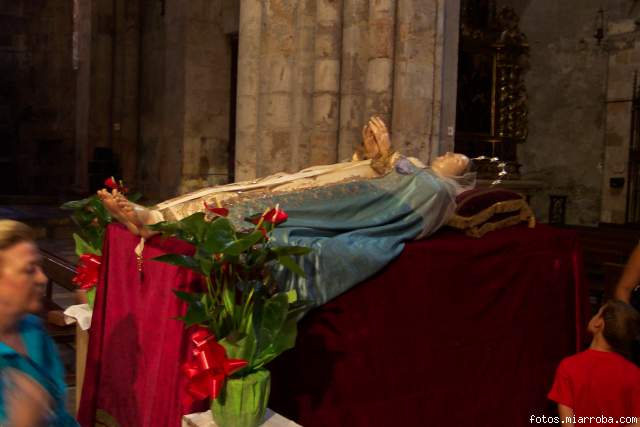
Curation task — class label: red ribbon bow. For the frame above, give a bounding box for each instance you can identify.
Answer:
[72,253,102,290]
[182,328,248,402]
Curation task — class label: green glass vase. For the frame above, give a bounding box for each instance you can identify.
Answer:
[211,369,271,427]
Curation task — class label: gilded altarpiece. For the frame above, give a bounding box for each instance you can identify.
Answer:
[455,1,529,177]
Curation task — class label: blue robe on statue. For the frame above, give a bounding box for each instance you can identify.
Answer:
[228,159,459,306]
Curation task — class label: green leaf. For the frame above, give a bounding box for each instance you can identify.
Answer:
[201,218,236,254]
[253,315,298,369]
[86,287,97,310]
[219,332,257,373]
[286,289,297,304]
[126,192,143,203]
[60,196,93,210]
[253,293,289,355]
[271,246,312,256]
[194,246,216,276]
[222,284,235,318]
[278,255,306,277]
[73,233,101,257]
[183,301,208,327]
[173,289,201,303]
[178,212,208,243]
[151,254,203,275]
[148,221,181,237]
[88,197,112,224]
[223,231,264,256]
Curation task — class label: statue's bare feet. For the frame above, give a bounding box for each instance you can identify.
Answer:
[97,189,140,236]
[112,190,157,239]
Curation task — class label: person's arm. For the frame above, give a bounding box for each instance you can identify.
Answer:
[558,404,575,427]
[615,245,640,302]
[4,369,52,427]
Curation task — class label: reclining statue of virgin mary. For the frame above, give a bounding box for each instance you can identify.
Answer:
[98,117,474,305]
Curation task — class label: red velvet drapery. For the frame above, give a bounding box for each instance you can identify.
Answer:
[78,223,587,427]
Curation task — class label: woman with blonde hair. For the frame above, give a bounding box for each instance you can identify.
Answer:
[0,220,77,426]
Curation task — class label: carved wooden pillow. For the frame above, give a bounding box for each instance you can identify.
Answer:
[448,188,536,238]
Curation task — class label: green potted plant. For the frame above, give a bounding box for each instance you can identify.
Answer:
[61,177,140,307]
[150,204,310,427]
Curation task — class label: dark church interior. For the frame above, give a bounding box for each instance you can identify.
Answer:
[1,1,640,426]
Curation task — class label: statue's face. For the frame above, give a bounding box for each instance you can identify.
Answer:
[431,152,470,177]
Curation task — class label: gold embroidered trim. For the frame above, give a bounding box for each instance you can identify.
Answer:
[447,198,536,238]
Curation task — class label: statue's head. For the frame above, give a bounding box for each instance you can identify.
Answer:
[431,152,470,177]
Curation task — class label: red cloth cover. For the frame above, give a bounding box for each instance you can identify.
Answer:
[78,223,588,427]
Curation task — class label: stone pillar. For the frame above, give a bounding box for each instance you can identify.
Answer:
[234,0,454,178]
[160,0,187,197]
[89,0,115,150]
[365,0,396,124]
[256,0,297,177]
[180,0,231,193]
[235,0,262,180]
[309,0,343,166]
[74,0,92,192]
[338,0,368,160]
[288,0,316,169]
[111,0,140,184]
[391,0,444,163]
[438,0,460,154]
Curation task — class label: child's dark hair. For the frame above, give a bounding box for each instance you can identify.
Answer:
[602,300,640,359]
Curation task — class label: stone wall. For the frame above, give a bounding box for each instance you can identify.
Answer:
[135,0,235,199]
[496,0,621,225]
[0,1,76,195]
[72,0,456,199]
[235,0,459,180]
[601,17,640,224]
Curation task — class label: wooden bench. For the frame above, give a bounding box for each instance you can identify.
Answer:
[40,248,77,343]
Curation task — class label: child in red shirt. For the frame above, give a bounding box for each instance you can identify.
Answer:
[548,300,640,426]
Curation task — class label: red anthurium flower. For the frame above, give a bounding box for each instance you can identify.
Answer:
[203,202,229,217]
[72,253,102,290]
[104,176,128,194]
[248,206,288,226]
[264,207,288,225]
[182,327,248,402]
[104,176,118,190]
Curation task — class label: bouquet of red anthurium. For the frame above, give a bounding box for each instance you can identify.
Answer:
[61,177,140,308]
[149,204,310,427]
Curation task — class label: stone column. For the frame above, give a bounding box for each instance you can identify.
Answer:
[235,0,262,180]
[89,0,115,150]
[111,0,140,184]
[365,0,396,124]
[288,0,316,169]
[256,0,297,177]
[338,0,368,160]
[233,0,454,178]
[74,0,92,192]
[438,0,460,154]
[180,0,231,193]
[309,0,343,166]
[391,0,444,163]
[160,0,186,196]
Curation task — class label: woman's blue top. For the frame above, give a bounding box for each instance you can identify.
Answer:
[0,314,78,426]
